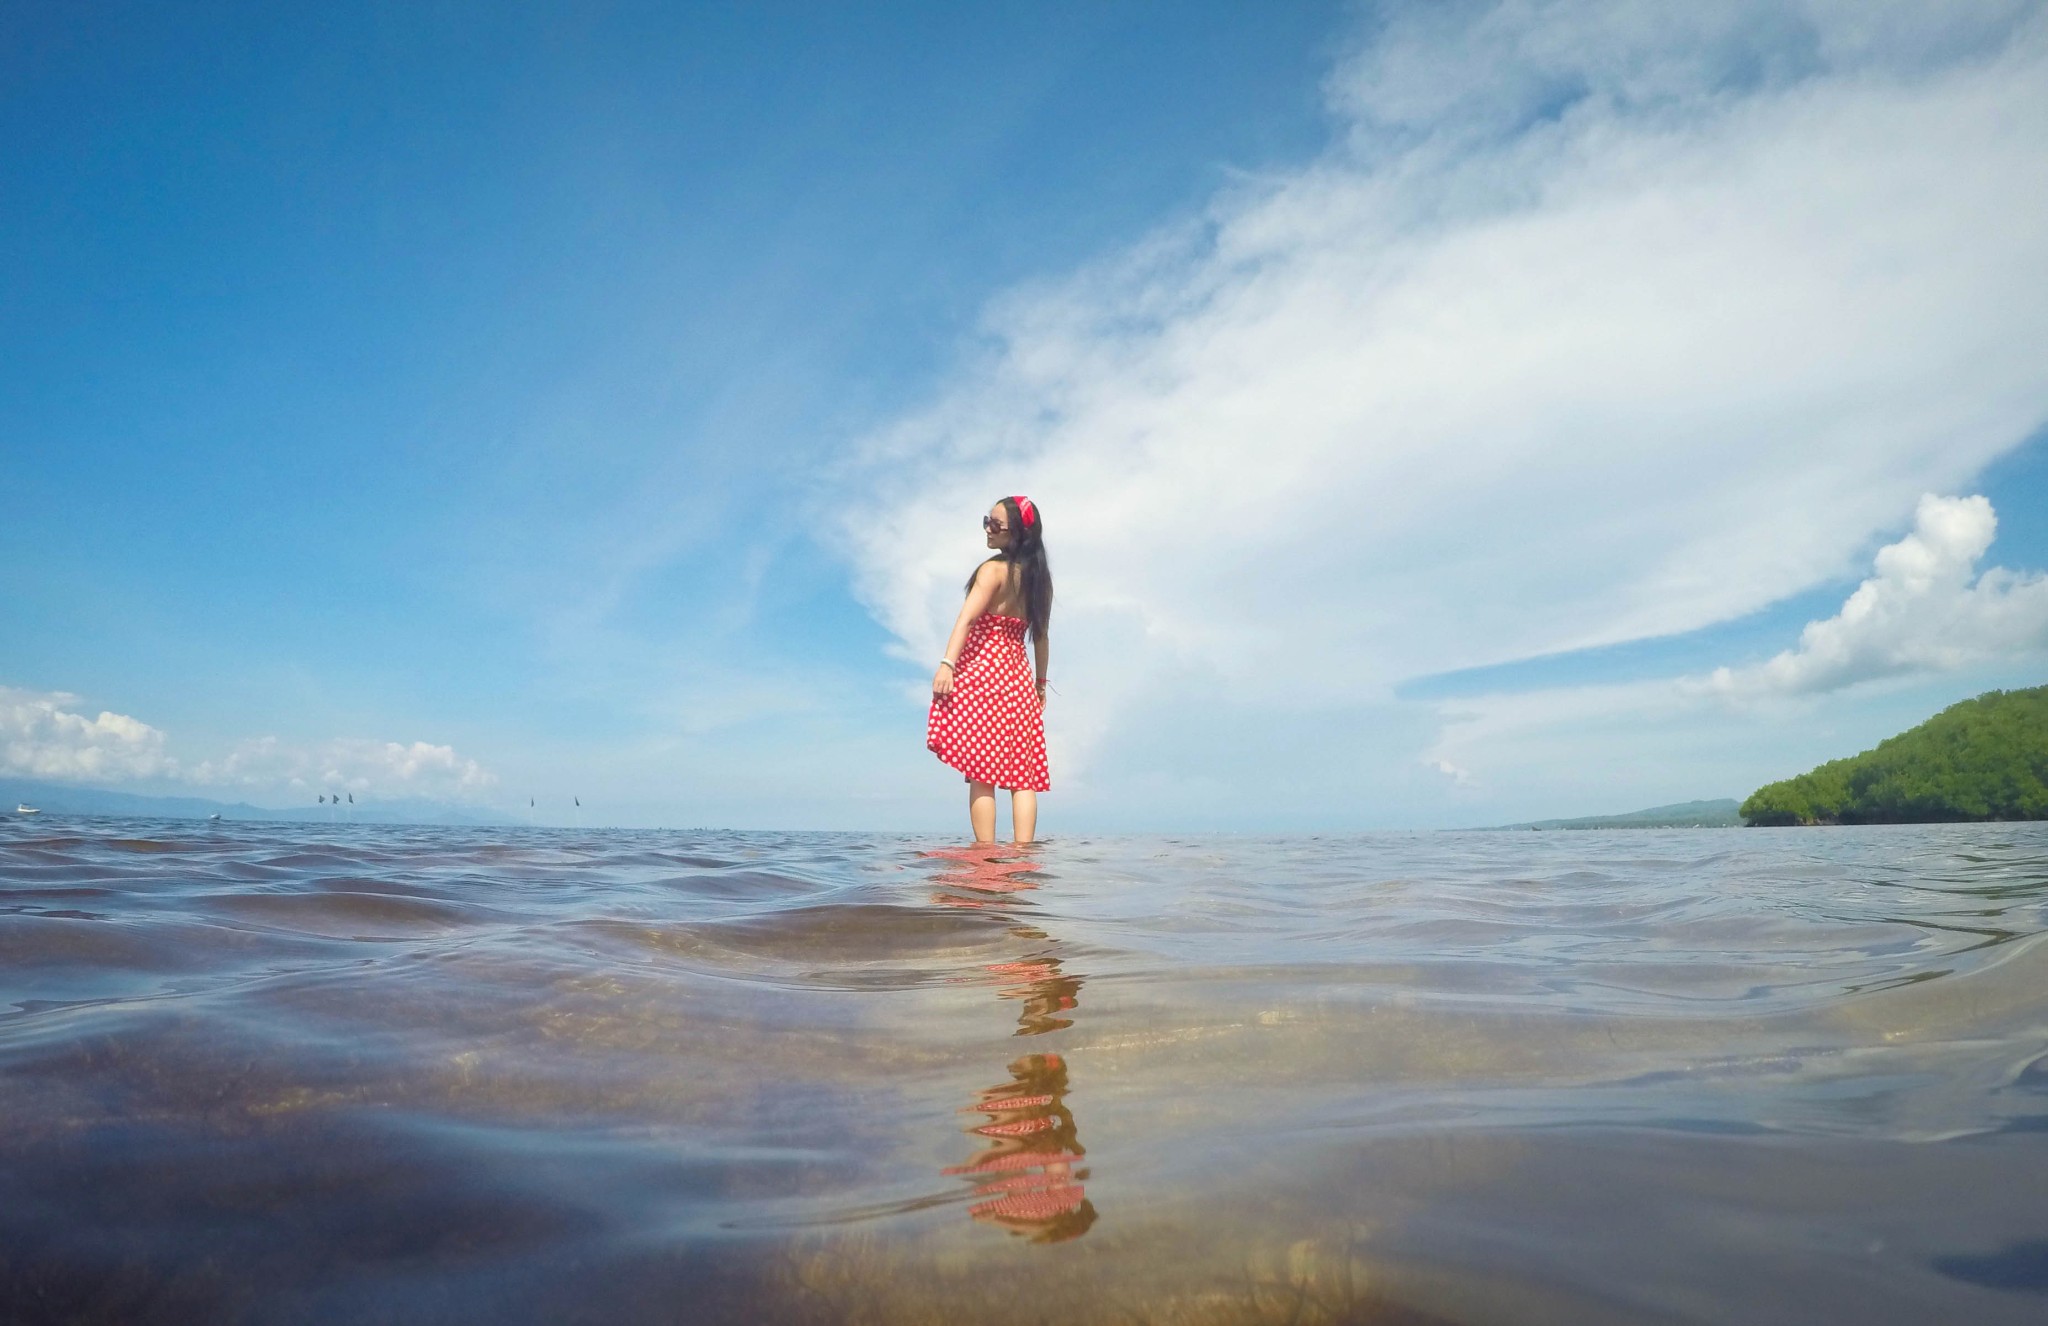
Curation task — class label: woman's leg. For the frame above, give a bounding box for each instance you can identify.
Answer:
[1011,789,1037,844]
[968,781,998,844]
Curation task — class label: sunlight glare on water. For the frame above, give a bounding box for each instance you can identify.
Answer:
[4,817,2048,1324]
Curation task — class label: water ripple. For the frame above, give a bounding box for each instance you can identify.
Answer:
[2,817,2046,1324]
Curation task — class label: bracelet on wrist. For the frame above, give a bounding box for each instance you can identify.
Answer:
[938,660,955,670]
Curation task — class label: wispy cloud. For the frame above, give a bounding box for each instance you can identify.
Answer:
[1425,757,1476,787]
[838,0,2048,790]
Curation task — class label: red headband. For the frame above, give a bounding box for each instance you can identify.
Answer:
[1009,495,1037,527]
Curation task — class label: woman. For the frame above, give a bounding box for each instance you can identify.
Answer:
[927,496,1052,843]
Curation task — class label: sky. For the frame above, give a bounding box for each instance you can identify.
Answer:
[4,0,2047,831]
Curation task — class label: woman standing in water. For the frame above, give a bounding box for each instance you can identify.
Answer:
[928,496,1052,843]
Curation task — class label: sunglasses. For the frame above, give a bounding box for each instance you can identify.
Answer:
[982,516,1010,535]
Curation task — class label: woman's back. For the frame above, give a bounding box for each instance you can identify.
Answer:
[980,559,1029,619]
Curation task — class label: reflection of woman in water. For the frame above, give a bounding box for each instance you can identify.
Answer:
[945,1053,1097,1243]
[925,847,1096,1242]
[927,496,1052,845]
[924,845,1042,908]
[988,946,1081,1036]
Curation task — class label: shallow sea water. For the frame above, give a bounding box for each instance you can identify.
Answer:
[4,817,2048,1324]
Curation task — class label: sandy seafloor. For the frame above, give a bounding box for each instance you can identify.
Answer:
[3,816,2047,1324]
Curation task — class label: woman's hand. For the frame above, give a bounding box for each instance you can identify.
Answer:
[1034,677,1049,709]
[932,662,955,697]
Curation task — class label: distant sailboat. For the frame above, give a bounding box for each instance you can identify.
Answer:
[15,804,39,815]
[318,794,327,804]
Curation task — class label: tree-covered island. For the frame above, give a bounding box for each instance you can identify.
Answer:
[1741,685,2048,826]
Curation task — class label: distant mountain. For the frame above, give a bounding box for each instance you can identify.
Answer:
[1488,798,1743,830]
[1742,685,2048,826]
[0,778,522,827]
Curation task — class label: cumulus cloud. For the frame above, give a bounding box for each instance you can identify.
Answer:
[0,686,173,781]
[837,0,2048,782]
[0,682,496,802]
[189,737,497,798]
[1705,494,2048,696]
[1421,491,2048,809]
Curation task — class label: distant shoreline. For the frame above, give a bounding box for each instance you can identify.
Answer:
[0,777,519,828]
[1479,799,1742,831]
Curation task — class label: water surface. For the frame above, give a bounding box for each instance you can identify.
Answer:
[4,818,2047,1323]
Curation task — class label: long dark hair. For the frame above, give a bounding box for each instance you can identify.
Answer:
[965,496,1053,644]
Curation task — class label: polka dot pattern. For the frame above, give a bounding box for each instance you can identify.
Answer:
[927,613,1050,792]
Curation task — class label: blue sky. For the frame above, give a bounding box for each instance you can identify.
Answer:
[5,0,2048,830]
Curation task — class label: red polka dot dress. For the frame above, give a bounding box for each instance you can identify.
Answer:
[927,613,1050,792]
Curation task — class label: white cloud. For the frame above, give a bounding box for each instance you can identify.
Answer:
[0,686,173,782]
[1426,757,1476,787]
[1705,494,2048,696]
[837,0,2048,786]
[188,736,497,798]
[1423,677,1698,810]
[1419,491,2048,814]
[0,683,496,802]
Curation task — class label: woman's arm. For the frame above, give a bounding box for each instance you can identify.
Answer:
[932,562,1003,697]
[1033,632,1049,706]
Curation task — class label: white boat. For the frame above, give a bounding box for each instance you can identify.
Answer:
[16,804,39,815]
